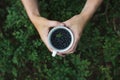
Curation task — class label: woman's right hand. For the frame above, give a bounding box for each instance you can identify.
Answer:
[31,16,64,52]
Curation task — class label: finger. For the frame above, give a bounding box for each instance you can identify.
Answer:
[63,35,79,54]
[43,39,53,52]
[69,39,78,52]
[67,41,78,53]
[57,52,66,57]
[43,21,64,52]
[63,21,71,27]
[41,32,53,52]
[69,45,77,53]
[48,21,64,27]
[59,23,66,26]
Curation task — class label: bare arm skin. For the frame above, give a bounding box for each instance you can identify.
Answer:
[62,0,103,56]
[21,0,103,56]
[21,0,64,52]
[81,0,103,22]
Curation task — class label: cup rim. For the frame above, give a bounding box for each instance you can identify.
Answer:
[48,26,74,52]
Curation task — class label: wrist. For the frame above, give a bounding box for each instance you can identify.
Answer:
[28,11,40,21]
[80,0,103,22]
[28,12,46,24]
[73,14,87,30]
[80,5,97,22]
[30,15,49,29]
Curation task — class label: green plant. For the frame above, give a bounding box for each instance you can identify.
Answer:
[0,0,120,80]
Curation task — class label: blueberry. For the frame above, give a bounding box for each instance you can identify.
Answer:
[50,28,71,50]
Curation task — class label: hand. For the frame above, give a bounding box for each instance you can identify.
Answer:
[21,0,102,57]
[31,16,64,52]
[57,14,87,56]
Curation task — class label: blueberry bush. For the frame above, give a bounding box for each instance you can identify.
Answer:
[0,0,120,80]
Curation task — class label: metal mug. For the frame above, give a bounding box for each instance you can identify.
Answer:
[48,26,74,57]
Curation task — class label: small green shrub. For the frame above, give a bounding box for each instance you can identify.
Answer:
[0,0,120,80]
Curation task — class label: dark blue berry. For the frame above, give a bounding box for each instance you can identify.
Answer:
[50,28,71,50]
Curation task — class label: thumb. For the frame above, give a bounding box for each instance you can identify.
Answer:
[59,23,66,26]
[48,21,65,27]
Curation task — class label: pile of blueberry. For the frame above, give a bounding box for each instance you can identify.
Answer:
[50,28,71,50]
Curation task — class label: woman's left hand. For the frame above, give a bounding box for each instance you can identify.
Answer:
[57,14,87,56]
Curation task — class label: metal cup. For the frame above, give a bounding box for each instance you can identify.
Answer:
[48,26,74,57]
